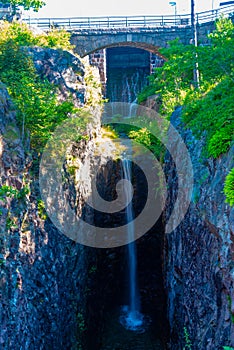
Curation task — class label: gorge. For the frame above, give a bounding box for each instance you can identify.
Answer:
[0,19,233,350]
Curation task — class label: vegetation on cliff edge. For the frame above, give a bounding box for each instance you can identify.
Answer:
[0,22,98,151]
[138,17,234,160]
[138,17,234,206]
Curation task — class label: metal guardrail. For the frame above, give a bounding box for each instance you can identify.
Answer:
[23,5,234,30]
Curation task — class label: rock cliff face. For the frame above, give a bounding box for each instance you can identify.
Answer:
[1,45,233,350]
[28,47,86,105]
[0,49,102,349]
[164,107,234,350]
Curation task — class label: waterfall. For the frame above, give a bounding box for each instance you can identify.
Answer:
[128,99,137,118]
[104,46,151,333]
[119,156,145,332]
[123,158,139,314]
[107,68,149,103]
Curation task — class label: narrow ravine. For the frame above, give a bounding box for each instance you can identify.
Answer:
[120,156,143,332]
[91,46,169,349]
[89,156,168,348]
[1,18,233,350]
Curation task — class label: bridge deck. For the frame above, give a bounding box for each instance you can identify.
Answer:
[23,5,234,30]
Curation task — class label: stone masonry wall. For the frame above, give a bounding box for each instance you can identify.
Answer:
[71,21,215,57]
[150,53,165,73]
[89,49,107,93]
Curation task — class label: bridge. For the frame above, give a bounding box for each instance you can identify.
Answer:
[25,5,233,31]
[24,5,234,58]
[24,5,234,94]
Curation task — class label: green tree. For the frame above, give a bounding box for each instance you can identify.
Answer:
[1,0,45,13]
[0,21,74,51]
[138,17,234,158]
[0,39,80,150]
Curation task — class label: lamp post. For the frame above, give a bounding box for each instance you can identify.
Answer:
[191,0,200,88]
[169,2,177,25]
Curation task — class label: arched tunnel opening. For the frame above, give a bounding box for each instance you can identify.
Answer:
[106,46,150,103]
[88,45,165,102]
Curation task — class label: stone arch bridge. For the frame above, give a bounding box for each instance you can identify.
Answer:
[25,5,234,56]
[71,21,212,58]
[71,21,214,86]
[26,5,234,90]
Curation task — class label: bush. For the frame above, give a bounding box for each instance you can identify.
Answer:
[183,77,234,157]
[137,18,234,158]
[224,168,234,207]
[0,21,74,51]
[0,23,86,151]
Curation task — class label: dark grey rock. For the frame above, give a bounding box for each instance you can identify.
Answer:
[27,47,86,106]
[164,107,234,349]
[0,46,102,349]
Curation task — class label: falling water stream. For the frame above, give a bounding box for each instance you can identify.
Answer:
[119,157,145,332]
[100,46,166,348]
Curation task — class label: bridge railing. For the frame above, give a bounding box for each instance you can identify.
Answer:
[23,5,234,30]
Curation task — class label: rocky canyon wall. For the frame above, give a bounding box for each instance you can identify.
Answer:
[0,48,102,350]
[164,107,234,350]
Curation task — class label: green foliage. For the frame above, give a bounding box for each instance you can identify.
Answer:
[223,347,234,350]
[183,77,234,158]
[0,42,63,149]
[128,127,164,159]
[109,114,168,161]
[6,216,17,230]
[0,22,37,46]
[138,38,195,117]
[138,18,234,158]
[0,22,74,51]
[76,312,86,350]
[0,23,82,151]
[77,312,86,332]
[101,126,118,139]
[0,185,19,200]
[137,82,159,104]
[1,0,45,12]
[224,168,234,207]
[84,63,103,107]
[0,257,5,266]
[183,327,192,350]
[38,28,74,51]
[88,265,97,274]
[37,199,47,220]
[0,185,29,202]
[129,127,151,148]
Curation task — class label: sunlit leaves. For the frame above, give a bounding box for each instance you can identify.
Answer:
[0,21,74,51]
[224,168,234,207]
[1,0,45,12]
[138,18,234,158]
[0,33,79,151]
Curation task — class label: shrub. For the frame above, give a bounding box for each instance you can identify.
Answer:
[0,21,74,51]
[224,168,234,206]
[0,26,82,151]
[137,18,234,159]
